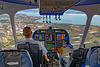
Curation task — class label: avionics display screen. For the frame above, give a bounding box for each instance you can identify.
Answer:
[34,34,44,40]
[61,34,65,39]
[39,34,44,40]
[57,34,61,40]
[34,34,39,40]
[46,34,53,41]
[46,44,55,50]
[57,34,65,40]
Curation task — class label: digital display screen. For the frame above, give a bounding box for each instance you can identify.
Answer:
[61,34,65,39]
[46,34,52,41]
[39,34,44,40]
[57,34,61,40]
[57,34,65,40]
[34,34,39,40]
[46,44,55,50]
[34,34,44,40]
[35,34,39,36]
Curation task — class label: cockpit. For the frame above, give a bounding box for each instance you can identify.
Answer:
[0,0,100,67]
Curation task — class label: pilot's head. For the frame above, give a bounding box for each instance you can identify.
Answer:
[23,27,32,38]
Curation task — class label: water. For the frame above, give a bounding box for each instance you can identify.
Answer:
[38,14,87,25]
[17,10,100,26]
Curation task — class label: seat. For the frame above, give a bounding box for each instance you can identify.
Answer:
[0,50,33,67]
[85,46,100,67]
[17,42,42,67]
[67,48,89,67]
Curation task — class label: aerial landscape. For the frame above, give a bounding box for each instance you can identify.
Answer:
[0,10,100,49]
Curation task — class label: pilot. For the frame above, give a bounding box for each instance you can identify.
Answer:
[17,27,49,62]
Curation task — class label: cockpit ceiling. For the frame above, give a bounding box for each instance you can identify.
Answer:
[75,0,100,6]
[0,0,39,6]
[1,0,100,15]
[1,0,100,6]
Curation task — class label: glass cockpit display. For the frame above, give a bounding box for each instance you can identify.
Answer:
[33,29,69,51]
[46,34,52,41]
[46,43,55,50]
[34,34,44,40]
[57,34,61,40]
[39,34,44,40]
[34,34,39,40]
[61,34,65,39]
[57,34,66,40]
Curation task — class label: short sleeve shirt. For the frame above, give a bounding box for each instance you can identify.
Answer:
[17,38,48,55]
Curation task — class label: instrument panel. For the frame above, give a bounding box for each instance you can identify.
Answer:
[32,29,70,51]
[39,0,80,15]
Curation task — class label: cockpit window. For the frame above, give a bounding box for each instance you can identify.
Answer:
[2,9,100,50]
[16,9,88,49]
[84,15,100,48]
[0,14,15,49]
[0,9,99,64]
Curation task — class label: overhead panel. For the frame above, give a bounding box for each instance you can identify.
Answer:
[39,0,80,15]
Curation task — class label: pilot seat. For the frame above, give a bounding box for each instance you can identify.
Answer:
[67,48,89,67]
[85,46,100,67]
[17,42,43,67]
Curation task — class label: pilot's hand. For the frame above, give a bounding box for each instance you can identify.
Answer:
[43,54,50,62]
[46,59,50,62]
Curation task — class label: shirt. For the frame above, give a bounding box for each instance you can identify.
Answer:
[17,38,48,55]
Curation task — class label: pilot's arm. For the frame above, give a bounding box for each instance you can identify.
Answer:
[39,42,49,62]
[43,54,49,62]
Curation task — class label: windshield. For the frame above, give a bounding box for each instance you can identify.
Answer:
[0,9,100,50]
